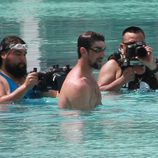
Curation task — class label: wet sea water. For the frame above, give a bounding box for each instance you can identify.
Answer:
[0,0,158,69]
[0,0,158,157]
[0,91,158,158]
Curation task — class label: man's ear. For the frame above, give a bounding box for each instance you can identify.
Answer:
[119,43,126,53]
[1,51,7,59]
[80,47,87,57]
[120,43,124,50]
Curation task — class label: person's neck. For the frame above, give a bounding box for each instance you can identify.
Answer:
[77,59,93,75]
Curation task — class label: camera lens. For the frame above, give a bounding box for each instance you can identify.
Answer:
[126,44,136,59]
[135,46,147,58]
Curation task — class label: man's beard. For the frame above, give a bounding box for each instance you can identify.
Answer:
[5,60,27,78]
[91,62,101,69]
[90,59,103,70]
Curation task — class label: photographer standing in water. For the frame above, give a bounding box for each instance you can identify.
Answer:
[98,26,158,92]
[59,31,106,110]
[0,35,57,103]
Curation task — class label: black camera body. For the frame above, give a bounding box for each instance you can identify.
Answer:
[126,42,147,59]
[33,65,71,92]
[121,58,143,70]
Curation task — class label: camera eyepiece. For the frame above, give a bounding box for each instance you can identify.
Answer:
[33,68,37,72]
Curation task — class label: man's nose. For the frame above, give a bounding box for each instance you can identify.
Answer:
[101,50,105,57]
[20,55,26,61]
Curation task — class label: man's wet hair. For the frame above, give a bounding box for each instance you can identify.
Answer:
[77,31,105,58]
[0,35,26,66]
[122,26,145,38]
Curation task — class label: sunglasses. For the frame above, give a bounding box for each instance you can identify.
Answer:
[123,41,146,46]
[90,47,106,53]
[9,43,28,50]
[0,43,28,52]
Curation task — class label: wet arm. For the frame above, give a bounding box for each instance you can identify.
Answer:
[0,84,32,103]
[43,90,59,98]
[98,63,134,91]
[98,61,125,91]
[0,72,38,103]
[141,46,158,81]
[147,62,158,81]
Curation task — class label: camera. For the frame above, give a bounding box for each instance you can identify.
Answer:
[33,65,71,92]
[126,42,147,59]
[121,55,144,70]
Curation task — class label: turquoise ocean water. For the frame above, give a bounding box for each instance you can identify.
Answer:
[0,0,158,157]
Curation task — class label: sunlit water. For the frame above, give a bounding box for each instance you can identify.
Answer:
[0,0,158,157]
[0,91,158,158]
[1,0,158,70]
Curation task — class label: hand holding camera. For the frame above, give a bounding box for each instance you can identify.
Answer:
[126,41,157,69]
[122,67,135,82]
[124,41,155,67]
[24,71,39,89]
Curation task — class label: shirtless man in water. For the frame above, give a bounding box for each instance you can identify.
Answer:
[59,31,106,110]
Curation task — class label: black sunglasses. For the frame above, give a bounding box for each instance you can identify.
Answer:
[89,47,106,53]
[123,41,146,45]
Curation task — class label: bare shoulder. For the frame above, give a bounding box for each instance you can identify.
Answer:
[61,77,91,101]
[62,66,91,91]
[59,65,92,100]
[98,59,122,85]
[0,75,7,87]
[101,59,119,71]
[99,59,119,76]
[67,77,90,92]
[59,76,91,109]
[0,75,9,95]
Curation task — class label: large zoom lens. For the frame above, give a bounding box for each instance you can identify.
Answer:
[126,42,147,59]
[135,46,147,58]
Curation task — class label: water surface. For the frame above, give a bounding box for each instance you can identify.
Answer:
[0,0,158,70]
[0,91,158,158]
[0,1,158,157]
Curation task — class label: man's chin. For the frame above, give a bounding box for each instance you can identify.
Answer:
[18,64,26,69]
[97,62,103,69]
[92,64,101,70]
[8,69,27,78]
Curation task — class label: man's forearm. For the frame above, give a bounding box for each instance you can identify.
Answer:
[0,84,31,103]
[99,76,127,91]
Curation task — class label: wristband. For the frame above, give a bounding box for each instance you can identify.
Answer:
[150,64,158,73]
